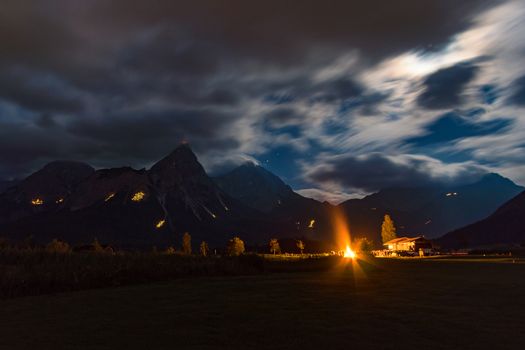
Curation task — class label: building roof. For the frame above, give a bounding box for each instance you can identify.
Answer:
[383,236,426,246]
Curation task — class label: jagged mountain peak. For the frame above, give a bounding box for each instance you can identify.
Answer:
[149,143,207,183]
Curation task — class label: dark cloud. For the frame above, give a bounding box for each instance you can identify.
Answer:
[508,75,525,106]
[35,114,58,129]
[417,61,480,109]
[66,108,242,161]
[0,2,81,69]
[0,0,506,182]
[305,153,487,192]
[0,68,84,113]
[81,0,498,65]
[407,112,513,147]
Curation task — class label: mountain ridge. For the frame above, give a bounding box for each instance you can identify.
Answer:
[439,190,525,248]
[1,146,523,249]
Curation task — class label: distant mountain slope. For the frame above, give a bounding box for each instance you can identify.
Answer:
[338,173,524,242]
[439,190,525,248]
[214,163,297,213]
[2,147,521,250]
[214,163,333,238]
[0,161,94,223]
[0,145,329,248]
[0,180,18,194]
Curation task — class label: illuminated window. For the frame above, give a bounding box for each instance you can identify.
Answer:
[56,198,64,204]
[31,198,44,206]
[131,191,145,202]
[308,219,315,228]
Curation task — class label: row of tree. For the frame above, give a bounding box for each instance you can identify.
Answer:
[269,238,305,255]
[177,232,246,256]
[13,214,397,256]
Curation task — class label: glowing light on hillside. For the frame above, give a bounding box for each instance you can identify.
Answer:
[56,198,64,204]
[155,219,166,229]
[105,193,115,202]
[343,245,356,259]
[31,198,44,205]
[308,219,315,228]
[131,191,145,202]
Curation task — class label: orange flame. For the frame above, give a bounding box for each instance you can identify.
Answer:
[343,245,356,259]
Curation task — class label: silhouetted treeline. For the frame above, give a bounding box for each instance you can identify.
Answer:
[0,245,265,299]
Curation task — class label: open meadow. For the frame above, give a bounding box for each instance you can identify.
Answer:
[1,256,524,349]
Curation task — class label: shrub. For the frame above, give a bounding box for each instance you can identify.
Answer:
[227,237,245,256]
[46,239,71,254]
[164,246,177,255]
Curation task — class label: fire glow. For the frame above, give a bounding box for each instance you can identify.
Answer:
[332,207,358,260]
[343,245,356,259]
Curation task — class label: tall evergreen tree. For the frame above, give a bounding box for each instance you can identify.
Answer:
[381,214,397,244]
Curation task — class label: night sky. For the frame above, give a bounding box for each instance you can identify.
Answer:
[1,0,524,203]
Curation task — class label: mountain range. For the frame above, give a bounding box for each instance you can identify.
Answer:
[439,190,525,249]
[0,145,326,249]
[0,144,523,249]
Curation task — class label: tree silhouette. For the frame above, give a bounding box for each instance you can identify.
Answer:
[269,238,281,255]
[200,241,209,256]
[182,232,192,254]
[227,237,245,256]
[355,237,374,253]
[381,214,397,244]
[296,240,305,254]
[46,239,71,254]
[93,238,105,253]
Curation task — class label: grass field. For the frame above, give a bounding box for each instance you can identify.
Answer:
[1,256,524,349]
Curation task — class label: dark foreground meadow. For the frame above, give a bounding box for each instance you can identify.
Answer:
[1,257,524,350]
